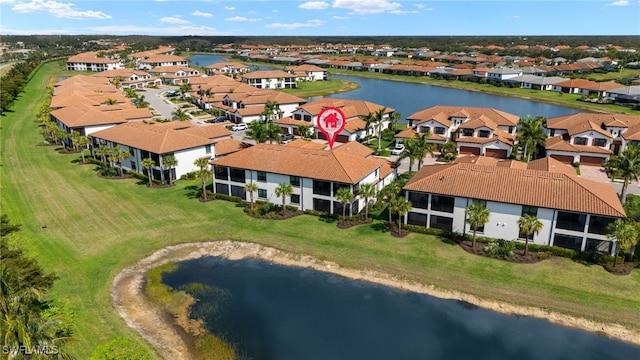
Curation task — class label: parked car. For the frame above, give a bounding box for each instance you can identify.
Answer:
[391,143,405,155]
[231,123,248,131]
[211,116,227,123]
[166,90,177,97]
[280,133,295,143]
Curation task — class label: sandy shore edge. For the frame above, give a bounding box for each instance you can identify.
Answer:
[111,240,640,359]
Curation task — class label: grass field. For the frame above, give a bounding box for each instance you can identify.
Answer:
[281,78,359,97]
[1,61,640,358]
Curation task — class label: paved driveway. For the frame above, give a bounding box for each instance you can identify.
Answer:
[580,165,640,196]
[144,86,179,120]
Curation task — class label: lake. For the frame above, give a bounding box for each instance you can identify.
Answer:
[163,257,639,360]
[189,54,579,119]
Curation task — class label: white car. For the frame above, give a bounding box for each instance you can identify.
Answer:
[391,143,405,155]
[231,123,248,131]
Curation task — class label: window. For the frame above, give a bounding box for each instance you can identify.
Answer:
[408,192,428,209]
[214,166,228,180]
[521,205,538,217]
[303,115,311,122]
[313,180,331,196]
[290,176,301,187]
[290,194,300,204]
[478,130,491,138]
[430,215,453,232]
[431,195,454,213]
[462,128,474,137]
[585,238,612,255]
[231,185,246,200]
[313,198,331,213]
[508,126,515,134]
[205,145,211,154]
[230,168,245,183]
[593,138,607,147]
[407,212,428,226]
[420,126,431,134]
[294,114,302,120]
[574,137,587,145]
[257,171,267,182]
[435,127,446,135]
[553,234,582,251]
[258,189,267,198]
[472,199,487,207]
[215,182,229,195]
[588,216,615,235]
[556,211,586,232]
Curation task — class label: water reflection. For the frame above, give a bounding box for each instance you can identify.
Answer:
[163,257,638,360]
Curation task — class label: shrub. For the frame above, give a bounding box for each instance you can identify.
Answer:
[381,129,396,141]
[127,170,149,182]
[304,209,328,217]
[215,193,242,203]
[285,205,299,212]
[179,171,198,180]
[483,239,515,258]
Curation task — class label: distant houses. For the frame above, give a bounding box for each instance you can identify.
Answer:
[66,51,125,72]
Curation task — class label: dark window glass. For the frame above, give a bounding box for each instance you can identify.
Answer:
[313,198,331,213]
[593,138,607,147]
[215,182,229,195]
[553,234,583,251]
[257,171,267,182]
[290,194,300,204]
[588,216,615,235]
[313,180,331,196]
[231,185,246,200]
[478,130,491,138]
[214,166,228,180]
[290,176,301,187]
[574,137,587,145]
[258,189,267,198]
[408,192,428,209]
[462,128,474,137]
[556,211,586,232]
[430,215,453,232]
[407,212,428,226]
[431,195,454,213]
[585,238,612,255]
[230,168,245,183]
[435,127,446,135]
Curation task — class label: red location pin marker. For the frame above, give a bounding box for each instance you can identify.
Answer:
[317,106,346,150]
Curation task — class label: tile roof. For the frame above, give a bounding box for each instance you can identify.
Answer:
[404,163,625,218]
[51,103,128,128]
[90,122,215,154]
[284,139,327,150]
[212,143,386,184]
[67,51,121,64]
[547,113,640,131]
[212,138,250,157]
[297,98,394,117]
[241,70,294,79]
[545,136,611,154]
[407,106,519,127]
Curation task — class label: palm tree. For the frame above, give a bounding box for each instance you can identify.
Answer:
[415,133,435,170]
[104,98,118,105]
[123,87,137,98]
[607,221,638,267]
[275,183,293,216]
[390,196,412,234]
[194,157,210,200]
[374,107,387,152]
[245,182,259,212]
[359,183,376,221]
[518,214,543,256]
[465,203,490,249]
[297,125,311,140]
[94,144,110,164]
[179,82,192,96]
[440,141,457,162]
[141,157,155,187]
[245,121,268,143]
[172,108,190,121]
[603,145,640,204]
[380,181,402,230]
[389,111,402,131]
[113,146,131,177]
[265,122,281,144]
[261,100,280,122]
[516,116,547,162]
[335,187,354,223]
[162,155,178,186]
[76,135,91,164]
[134,94,149,108]
[361,112,377,145]
[69,130,81,152]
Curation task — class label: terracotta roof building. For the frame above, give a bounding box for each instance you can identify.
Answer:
[211,142,396,215]
[403,161,625,255]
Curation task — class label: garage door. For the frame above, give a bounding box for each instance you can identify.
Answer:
[580,156,606,166]
[485,149,508,158]
[335,135,349,143]
[550,155,574,164]
[459,146,481,155]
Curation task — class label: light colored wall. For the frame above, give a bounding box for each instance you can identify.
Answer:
[174,147,210,177]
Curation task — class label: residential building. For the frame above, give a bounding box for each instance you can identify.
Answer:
[137,54,189,70]
[241,70,297,89]
[275,98,394,142]
[148,65,200,85]
[205,62,251,75]
[89,122,233,181]
[211,141,396,214]
[90,69,162,89]
[216,89,306,124]
[403,159,625,255]
[401,106,519,158]
[284,64,328,81]
[66,51,125,72]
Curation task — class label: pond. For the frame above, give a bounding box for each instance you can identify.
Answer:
[189,53,579,120]
[163,257,639,360]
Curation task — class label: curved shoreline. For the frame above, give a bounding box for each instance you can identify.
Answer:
[111,240,640,359]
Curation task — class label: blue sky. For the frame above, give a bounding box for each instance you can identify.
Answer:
[1,0,639,36]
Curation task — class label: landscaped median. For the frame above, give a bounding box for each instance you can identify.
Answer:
[1,61,639,358]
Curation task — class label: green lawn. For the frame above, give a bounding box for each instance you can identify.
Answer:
[2,61,640,358]
[281,78,359,97]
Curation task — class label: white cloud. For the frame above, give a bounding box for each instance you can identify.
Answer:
[414,3,433,11]
[224,6,235,11]
[160,16,190,25]
[90,24,224,36]
[608,0,629,6]
[0,0,17,4]
[299,1,329,10]
[332,0,401,15]
[390,10,417,14]
[192,10,213,18]
[226,16,261,22]
[508,15,520,19]
[266,19,326,29]
[332,15,350,20]
[11,0,111,19]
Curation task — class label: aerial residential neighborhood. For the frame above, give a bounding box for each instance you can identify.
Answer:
[2,31,640,360]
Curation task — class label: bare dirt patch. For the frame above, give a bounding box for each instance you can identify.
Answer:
[112,241,640,359]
